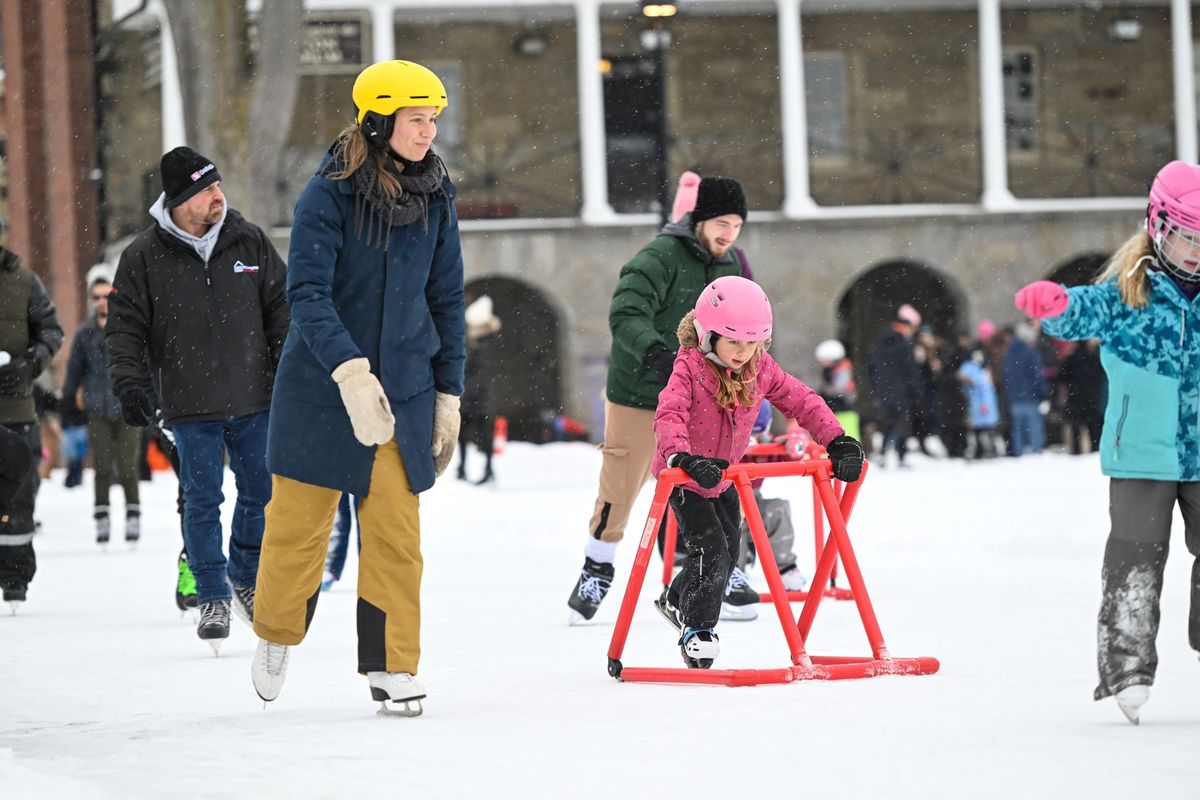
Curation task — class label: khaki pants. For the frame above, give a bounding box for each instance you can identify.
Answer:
[254,441,423,674]
[587,400,656,544]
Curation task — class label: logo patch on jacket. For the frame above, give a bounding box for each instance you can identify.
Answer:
[233,260,259,274]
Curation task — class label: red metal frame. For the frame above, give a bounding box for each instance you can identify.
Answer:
[607,459,939,685]
[659,441,855,603]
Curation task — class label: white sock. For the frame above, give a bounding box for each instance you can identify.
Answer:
[585,538,618,565]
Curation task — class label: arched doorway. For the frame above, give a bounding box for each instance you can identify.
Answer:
[464,276,565,443]
[836,259,964,367]
[1047,252,1109,286]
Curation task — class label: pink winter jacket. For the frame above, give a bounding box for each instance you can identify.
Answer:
[653,347,843,497]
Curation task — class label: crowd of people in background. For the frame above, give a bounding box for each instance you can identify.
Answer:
[854,305,1106,468]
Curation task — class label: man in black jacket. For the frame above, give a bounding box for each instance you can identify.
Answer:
[106,147,289,653]
[867,304,921,468]
[0,232,64,612]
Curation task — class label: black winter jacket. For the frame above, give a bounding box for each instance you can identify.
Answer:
[106,210,290,425]
[62,316,121,420]
[867,328,919,412]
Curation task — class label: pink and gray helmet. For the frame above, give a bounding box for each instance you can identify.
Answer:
[693,276,773,353]
[1147,160,1200,282]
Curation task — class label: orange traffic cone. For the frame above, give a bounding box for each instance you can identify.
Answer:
[493,416,507,455]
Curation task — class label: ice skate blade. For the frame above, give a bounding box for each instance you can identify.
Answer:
[719,602,758,621]
[376,699,423,717]
[207,639,224,657]
[8,601,19,616]
[1115,685,1149,725]
[568,609,591,626]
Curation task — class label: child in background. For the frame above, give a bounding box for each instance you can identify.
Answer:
[815,339,859,440]
[652,276,863,668]
[1015,159,1200,724]
[957,350,1000,459]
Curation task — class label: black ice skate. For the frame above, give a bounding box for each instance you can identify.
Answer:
[567,556,615,624]
[719,567,759,621]
[367,672,426,717]
[3,583,26,616]
[230,583,255,627]
[679,627,719,669]
[196,599,231,655]
[124,507,140,545]
[655,587,683,631]
[95,509,110,546]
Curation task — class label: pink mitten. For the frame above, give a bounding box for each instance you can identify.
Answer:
[1014,281,1069,319]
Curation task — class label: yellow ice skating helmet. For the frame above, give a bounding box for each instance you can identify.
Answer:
[353,60,448,150]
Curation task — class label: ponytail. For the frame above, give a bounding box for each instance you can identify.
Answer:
[1094,231,1154,309]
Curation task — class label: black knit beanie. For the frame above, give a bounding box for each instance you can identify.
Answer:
[160,146,221,209]
[691,177,747,224]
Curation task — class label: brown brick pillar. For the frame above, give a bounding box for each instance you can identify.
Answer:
[1,0,100,368]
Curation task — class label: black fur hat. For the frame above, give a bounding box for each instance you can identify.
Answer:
[691,177,747,224]
[160,146,221,209]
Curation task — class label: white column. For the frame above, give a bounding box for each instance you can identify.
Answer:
[154,0,186,151]
[778,0,817,216]
[978,0,1014,208]
[1172,0,1198,164]
[577,0,616,223]
[371,3,395,62]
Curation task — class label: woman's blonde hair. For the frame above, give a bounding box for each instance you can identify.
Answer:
[326,124,403,199]
[1094,230,1155,308]
[676,310,763,409]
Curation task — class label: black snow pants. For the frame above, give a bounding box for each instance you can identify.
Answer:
[1094,478,1200,700]
[665,486,742,630]
[0,421,41,590]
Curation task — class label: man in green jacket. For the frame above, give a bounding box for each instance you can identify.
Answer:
[568,177,747,623]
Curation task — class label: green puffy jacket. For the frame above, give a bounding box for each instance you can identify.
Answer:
[606,220,742,409]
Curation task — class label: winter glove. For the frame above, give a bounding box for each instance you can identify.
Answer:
[1014,281,1069,319]
[117,387,155,428]
[826,434,865,483]
[332,358,395,447]
[667,452,730,489]
[642,344,677,385]
[431,392,461,477]
[0,351,36,396]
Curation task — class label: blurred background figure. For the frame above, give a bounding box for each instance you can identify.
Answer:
[62,264,142,545]
[959,350,1000,459]
[815,338,858,441]
[457,294,501,485]
[1002,322,1050,456]
[934,330,972,459]
[867,304,920,468]
[1058,339,1106,455]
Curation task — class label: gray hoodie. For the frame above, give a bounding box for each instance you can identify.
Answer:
[148,193,226,264]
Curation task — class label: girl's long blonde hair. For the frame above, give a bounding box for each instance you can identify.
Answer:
[677,310,763,409]
[325,124,404,199]
[1094,230,1155,308]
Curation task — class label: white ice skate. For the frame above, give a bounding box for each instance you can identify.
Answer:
[251,638,290,704]
[367,671,426,717]
[1115,684,1149,725]
[7,601,19,616]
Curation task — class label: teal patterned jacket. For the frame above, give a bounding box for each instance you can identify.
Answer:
[1042,271,1200,481]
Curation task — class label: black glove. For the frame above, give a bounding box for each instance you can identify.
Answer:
[117,388,155,428]
[669,452,730,489]
[826,434,865,483]
[0,351,36,396]
[642,345,677,384]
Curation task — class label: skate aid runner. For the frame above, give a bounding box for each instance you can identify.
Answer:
[1014,159,1200,724]
[251,59,464,717]
[651,276,863,668]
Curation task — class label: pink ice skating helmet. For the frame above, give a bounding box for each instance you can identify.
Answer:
[1147,160,1200,282]
[693,276,773,353]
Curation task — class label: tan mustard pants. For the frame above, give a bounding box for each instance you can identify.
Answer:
[254,441,422,674]
[586,400,657,544]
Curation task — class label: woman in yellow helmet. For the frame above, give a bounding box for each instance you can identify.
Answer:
[251,60,465,717]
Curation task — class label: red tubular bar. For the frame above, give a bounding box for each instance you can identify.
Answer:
[606,459,938,686]
[660,509,678,587]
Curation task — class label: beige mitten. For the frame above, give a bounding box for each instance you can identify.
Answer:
[431,392,461,476]
[332,358,395,446]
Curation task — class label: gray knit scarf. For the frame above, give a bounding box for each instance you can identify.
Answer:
[323,145,448,250]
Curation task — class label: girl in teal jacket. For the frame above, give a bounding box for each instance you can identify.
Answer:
[1015,160,1200,724]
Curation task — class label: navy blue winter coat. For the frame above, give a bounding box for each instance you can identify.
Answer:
[267,157,465,497]
[1000,337,1049,405]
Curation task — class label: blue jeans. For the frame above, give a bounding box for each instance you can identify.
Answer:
[1008,401,1045,456]
[325,493,360,580]
[171,411,271,605]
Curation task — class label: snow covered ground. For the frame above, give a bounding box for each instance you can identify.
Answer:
[3,442,1199,799]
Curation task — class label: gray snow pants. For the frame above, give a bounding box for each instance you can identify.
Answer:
[736,489,798,573]
[1095,478,1200,700]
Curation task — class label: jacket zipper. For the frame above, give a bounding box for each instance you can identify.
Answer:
[1113,394,1130,460]
[1181,309,1187,347]
[204,261,212,287]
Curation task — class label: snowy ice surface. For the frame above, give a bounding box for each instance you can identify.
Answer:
[3,444,1200,799]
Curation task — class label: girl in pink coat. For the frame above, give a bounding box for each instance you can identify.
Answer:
[652,276,864,668]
